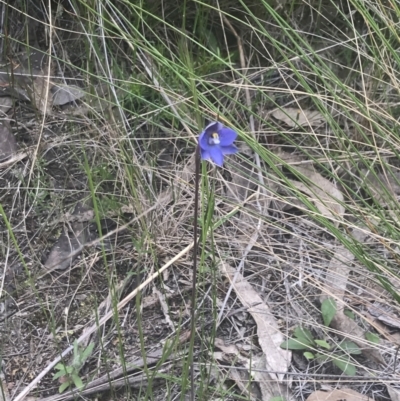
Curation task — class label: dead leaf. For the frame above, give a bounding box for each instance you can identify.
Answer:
[214,345,260,401]
[322,242,361,303]
[253,354,294,401]
[227,157,257,201]
[52,84,85,106]
[272,108,325,127]
[44,202,93,271]
[0,67,30,101]
[288,179,342,223]
[387,385,400,401]
[320,228,385,364]
[360,168,400,205]
[83,83,123,113]
[278,151,344,225]
[0,119,17,161]
[359,168,400,222]
[228,368,259,400]
[221,263,291,381]
[331,311,384,363]
[214,339,291,401]
[368,302,400,329]
[153,287,174,330]
[0,97,12,114]
[364,313,400,346]
[44,225,86,271]
[0,151,28,169]
[0,373,10,401]
[306,389,373,401]
[63,207,94,223]
[225,142,259,202]
[15,49,54,113]
[0,49,53,113]
[30,74,53,113]
[215,338,242,357]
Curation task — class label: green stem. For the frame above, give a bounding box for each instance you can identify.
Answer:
[189,145,201,401]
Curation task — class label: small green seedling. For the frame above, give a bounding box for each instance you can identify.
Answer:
[280,298,371,375]
[365,332,380,344]
[270,397,286,401]
[321,298,336,326]
[53,340,94,393]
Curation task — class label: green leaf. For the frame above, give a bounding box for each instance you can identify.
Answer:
[65,366,74,374]
[72,374,84,390]
[59,381,71,393]
[280,338,310,350]
[365,332,380,344]
[294,327,315,345]
[321,298,337,327]
[332,357,356,375]
[340,341,361,355]
[53,370,67,381]
[270,397,285,401]
[316,352,330,362]
[54,363,66,371]
[344,309,355,319]
[81,343,95,361]
[314,339,331,350]
[303,351,315,360]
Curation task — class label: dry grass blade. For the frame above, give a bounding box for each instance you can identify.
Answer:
[0,119,16,161]
[221,263,291,382]
[214,340,293,400]
[320,228,385,364]
[0,97,12,114]
[386,385,400,401]
[214,338,259,400]
[3,0,400,399]
[51,84,85,106]
[0,150,29,168]
[306,389,373,401]
[253,354,295,401]
[0,373,10,401]
[227,157,258,202]
[368,303,400,330]
[35,349,181,401]
[12,148,198,399]
[271,108,326,127]
[360,168,400,214]
[44,202,94,271]
[12,241,194,401]
[278,151,344,225]
[12,49,54,113]
[12,142,198,398]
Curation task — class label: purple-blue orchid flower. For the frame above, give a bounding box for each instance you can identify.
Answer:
[198,121,238,167]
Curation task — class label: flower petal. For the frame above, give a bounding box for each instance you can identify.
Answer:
[218,127,238,146]
[200,148,210,161]
[204,121,222,133]
[200,122,224,150]
[208,146,224,166]
[221,145,238,155]
[198,130,209,151]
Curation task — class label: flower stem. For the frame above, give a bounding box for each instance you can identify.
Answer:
[189,144,201,400]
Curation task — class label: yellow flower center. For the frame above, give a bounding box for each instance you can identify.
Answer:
[209,132,220,145]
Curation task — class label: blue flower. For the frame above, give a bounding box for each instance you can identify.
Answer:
[198,122,238,167]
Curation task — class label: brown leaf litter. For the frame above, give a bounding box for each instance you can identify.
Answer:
[320,227,385,364]
[278,151,345,225]
[306,388,373,401]
[0,119,16,161]
[221,262,291,382]
[271,107,326,127]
